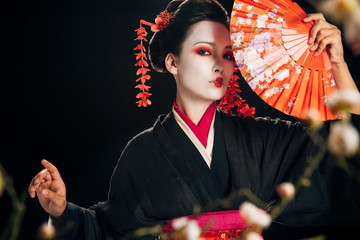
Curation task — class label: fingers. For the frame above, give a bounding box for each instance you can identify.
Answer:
[41,159,62,181]
[303,13,326,23]
[29,169,49,198]
[38,187,63,204]
[36,186,67,217]
[312,28,341,56]
[29,159,62,198]
[303,13,341,56]
[306,18,337,45]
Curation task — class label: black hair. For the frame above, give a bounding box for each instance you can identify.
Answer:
[148,0,230,73]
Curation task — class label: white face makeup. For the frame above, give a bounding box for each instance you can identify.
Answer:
[171,20,234,107]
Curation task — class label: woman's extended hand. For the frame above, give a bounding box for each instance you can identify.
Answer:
[303,13,344,64]
[28,159,67,219]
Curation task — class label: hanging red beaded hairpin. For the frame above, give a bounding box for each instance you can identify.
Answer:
[218,63,255,117]
[134,10,173,107]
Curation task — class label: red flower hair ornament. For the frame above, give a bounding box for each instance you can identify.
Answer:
[134,10,255,117]
[134,10,173,107]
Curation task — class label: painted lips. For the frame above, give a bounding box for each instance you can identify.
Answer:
[214,77,223,88]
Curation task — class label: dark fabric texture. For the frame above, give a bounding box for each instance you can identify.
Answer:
[55,111,360,240]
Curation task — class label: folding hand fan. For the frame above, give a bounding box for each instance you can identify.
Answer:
[231,0,339,120]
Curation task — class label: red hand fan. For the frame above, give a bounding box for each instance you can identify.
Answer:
[231,0,339,120]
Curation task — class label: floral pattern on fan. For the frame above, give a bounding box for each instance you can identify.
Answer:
[231,0,339,120]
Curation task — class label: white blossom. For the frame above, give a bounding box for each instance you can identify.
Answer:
[328,122,360,157]
[257,47,264,53]
[239,201,272,228]
[276,182,295,198]
[243,232,263,240]
[233,2,244,10]
[274,69,289,81]
[327,89,360,111]
[257,14,268,28]
[172,217,201,240]
[185,220,201,240]
[172,217,189,230]
[264,89,274,99]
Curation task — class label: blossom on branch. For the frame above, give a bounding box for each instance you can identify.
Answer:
[328,122,360,157]
[276,182,295,199]
[327,89,360,113]
[306,109,323,129]
[172,217,201,240]
[37,222,56,240]
[239,201,272,228]
[242,231,264,240]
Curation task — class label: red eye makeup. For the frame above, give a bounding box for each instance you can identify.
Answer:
[193,45,213,56]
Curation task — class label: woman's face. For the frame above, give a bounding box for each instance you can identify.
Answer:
[171,20,234,106]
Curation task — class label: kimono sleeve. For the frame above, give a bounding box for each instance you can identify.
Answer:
[250,114,360,227]
[223,112,360,227]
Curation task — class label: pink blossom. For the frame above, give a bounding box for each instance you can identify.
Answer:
[276,182,295,198]
[328,89,360,112]
[172,217,201,240]
[306,109,323,128]
[172,217,189,230]
[243,232,264,240]
[328,122,360,157]
[240,202,272,228]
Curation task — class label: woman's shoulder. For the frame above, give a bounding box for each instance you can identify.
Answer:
[119,113,170,158]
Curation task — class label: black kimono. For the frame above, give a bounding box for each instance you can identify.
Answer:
[55,110,360,239]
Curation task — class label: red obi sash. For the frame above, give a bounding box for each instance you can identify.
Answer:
[163,210,261,239]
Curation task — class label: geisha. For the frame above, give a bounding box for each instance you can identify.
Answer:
[28,0,360,239]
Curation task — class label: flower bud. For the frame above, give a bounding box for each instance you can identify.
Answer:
[306,109,323,128]
[328,122,360,157]
[37,222,56,240]
[239,202,272,228]
[276,182,295,198]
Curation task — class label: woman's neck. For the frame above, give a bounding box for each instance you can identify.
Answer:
[175,97,214,125]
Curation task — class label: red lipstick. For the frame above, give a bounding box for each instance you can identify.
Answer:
[214,77,223,88]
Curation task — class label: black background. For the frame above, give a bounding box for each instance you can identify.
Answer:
[1,0,359,239]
